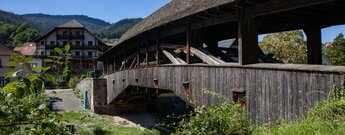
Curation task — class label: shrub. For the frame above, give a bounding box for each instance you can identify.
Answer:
[176,103,253,135]
[253,85,345,135]
[68,77,80,89]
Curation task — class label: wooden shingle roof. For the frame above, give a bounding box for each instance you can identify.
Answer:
[116,0,237,45]
[0,43,15,56]
[57,19,84,28]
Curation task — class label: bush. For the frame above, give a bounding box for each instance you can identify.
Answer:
[68,77,80,89]
[253,85,345,135]
[176,103,253,135]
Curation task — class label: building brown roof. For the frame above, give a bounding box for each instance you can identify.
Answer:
[14,42,37,56]
[57,19,84,28]
[116,0,237,46]
[0,43,15,56]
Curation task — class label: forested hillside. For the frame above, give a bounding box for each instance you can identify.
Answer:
[0,10,40,46]
[22,14,111,33]
[96,18,143,40]
[0,10,26,25]
[0,9,143,45]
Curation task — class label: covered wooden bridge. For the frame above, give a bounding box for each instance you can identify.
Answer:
[96,0,345,123]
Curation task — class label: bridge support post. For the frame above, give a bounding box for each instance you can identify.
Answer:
[304,25,322,64]
[186,25,191,64]
[238,9,261,65]
[146,39,149,67]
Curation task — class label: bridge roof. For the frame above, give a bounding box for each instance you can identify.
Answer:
[99,0,345,60]
[117,0,237,45]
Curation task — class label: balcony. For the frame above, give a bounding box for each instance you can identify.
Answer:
[71,55,96,59]
[45,45,64,49]
[70,44,97,49]
[57,34,84,40]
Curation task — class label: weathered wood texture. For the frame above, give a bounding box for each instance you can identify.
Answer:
[103,63,345,123]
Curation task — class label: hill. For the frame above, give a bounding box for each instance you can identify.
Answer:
[0,10,27,25]
[22,14,111,33]
[0,9,143,44]
[0,10,40,46]
[97,18,143,40]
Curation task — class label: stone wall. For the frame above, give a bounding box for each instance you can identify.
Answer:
[76,78,110,114]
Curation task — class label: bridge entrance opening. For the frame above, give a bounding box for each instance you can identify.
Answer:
[111,86,192,118]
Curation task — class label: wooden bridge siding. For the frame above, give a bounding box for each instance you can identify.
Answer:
[103,65,343,123]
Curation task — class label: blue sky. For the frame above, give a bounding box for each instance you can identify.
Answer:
[0,0,171,23]
[0,0,344,43]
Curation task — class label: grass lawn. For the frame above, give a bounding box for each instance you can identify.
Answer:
[61,111,160,135]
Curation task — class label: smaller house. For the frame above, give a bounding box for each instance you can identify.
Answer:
[14,42,42,68]
[0,43,31,87]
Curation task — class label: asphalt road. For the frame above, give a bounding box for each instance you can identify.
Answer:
[46,89,84,112]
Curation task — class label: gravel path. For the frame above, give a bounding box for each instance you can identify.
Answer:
[46,89,84,112]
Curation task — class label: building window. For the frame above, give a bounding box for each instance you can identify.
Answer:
[50,41,55,45]
[0,58,2,67]
[75,41,80,46]
[88,64,93,69]
[88,51,93,57]
[41,51,44,55]
[88,41,93,46]
[30,63,37,68]
[63,41,68,45]
[63,31,68,35]
[40,41,45,45]
[75,51,80,57]
[50,51,55,56]
[75,31,81,36]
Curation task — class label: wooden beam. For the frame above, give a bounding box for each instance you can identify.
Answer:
[192,11,238,30]
[186,26,191,64]
[136,42,140,69]
[303,24,322,64]
[129,56,137,69]
[161,44,226,64]
[247,0,336,19]
[145,40,149,67]
[238,9,260,65]
[189,47,222,64]
[156,38,160,66]
[194,48,226,64]
[161,48,186,65]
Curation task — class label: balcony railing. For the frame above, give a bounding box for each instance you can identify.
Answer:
[57,34,84,39]
[45,44,98,49]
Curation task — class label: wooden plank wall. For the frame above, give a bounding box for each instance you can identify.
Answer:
[103,64,344,123]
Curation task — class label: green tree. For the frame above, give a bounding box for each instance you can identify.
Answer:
[0,45,72,134]
[0,23,17,44]
[10,23,40,46]
[324,33,345,65]
[259,30,307,64]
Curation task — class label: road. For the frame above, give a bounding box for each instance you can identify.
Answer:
[46,89,84,112]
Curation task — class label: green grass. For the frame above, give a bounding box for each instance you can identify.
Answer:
[253,98,345,135]
[61,111,160,135]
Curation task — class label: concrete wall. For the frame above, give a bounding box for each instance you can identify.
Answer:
[76,78,114,114]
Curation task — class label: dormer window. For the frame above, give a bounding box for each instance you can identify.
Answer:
[40,41,45,45]
[50,41,55,45]
[88,41,92,46]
